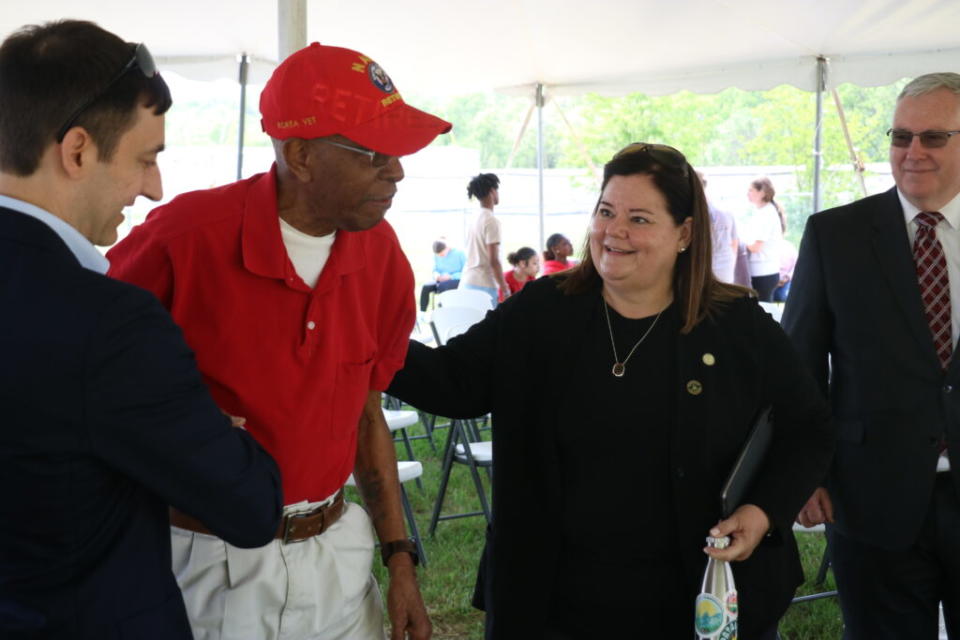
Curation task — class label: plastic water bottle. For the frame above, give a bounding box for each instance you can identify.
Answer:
[694,535,738,640]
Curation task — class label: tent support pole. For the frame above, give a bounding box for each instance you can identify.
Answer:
[831,88,868,197]
[536,83,545,252]
[552,99,599,179]
[278,0,307,61]
[505,103,534,169]
[813,56,827,215]
[236,54,249,180]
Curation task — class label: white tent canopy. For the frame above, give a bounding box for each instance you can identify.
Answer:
[3,0,960,96]
[5,0,957,242]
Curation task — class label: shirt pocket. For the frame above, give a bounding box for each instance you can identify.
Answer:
[330,352,375,439]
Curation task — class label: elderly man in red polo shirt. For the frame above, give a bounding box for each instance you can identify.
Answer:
[107,43,450,640]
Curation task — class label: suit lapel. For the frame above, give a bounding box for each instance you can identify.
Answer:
[870,188,942,369]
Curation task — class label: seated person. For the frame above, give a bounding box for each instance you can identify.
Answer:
[419,239,466,311]
[773,239,798,302]
[503,247,540,298]
[542,233,578,274]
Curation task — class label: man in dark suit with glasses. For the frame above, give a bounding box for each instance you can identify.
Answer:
[785,72,960,639]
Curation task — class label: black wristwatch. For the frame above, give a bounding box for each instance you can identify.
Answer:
[381,539,419,567]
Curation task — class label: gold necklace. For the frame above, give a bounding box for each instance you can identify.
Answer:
[602,298,664,378]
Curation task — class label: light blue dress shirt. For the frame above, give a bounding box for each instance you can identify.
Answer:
[0,194,109,274]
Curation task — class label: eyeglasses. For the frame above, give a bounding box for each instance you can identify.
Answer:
[319,139,393,168]
[56,43,158,143]
[614,142,689,177]
[887,128,960,149]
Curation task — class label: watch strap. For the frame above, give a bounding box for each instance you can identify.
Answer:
[381,538,419,567]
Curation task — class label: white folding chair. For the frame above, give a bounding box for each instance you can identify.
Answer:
[424,304,494,533]
[346,460,428,567]
[410,312,435,346]
[428,416,493,534]
[436,288,494,311]
[429,305,486,346]
[384,408,424,490]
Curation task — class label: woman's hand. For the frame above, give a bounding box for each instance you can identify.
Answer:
[703,504,770,562]
[796,487,833,528]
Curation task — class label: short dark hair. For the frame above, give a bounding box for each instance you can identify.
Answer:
[0,20,172,176]
[507,246,536,266]
[432,240,447,254]
[561,144,749,332]
[543,233,569,261]
[467,173,500,200]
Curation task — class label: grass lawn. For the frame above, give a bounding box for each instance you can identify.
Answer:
[349,409,843,639]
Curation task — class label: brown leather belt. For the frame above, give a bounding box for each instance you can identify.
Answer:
[169,490,346,544]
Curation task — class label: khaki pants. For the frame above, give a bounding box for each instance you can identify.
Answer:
[171,500,385,640]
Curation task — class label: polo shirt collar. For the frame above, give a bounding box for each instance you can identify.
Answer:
[241,164,365,289]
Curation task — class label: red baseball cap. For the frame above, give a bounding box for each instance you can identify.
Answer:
[260,42,452,156]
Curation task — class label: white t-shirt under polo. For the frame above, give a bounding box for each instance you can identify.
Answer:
[279,218,336,289]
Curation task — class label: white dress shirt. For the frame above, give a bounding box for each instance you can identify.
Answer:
[899,188,960,471]
[899,188,960,349]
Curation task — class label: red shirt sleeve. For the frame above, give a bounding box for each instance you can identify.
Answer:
[369,231,416,391]
[106,219,174,310]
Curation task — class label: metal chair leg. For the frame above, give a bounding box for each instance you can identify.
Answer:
[428,419,459,536]
[814,538,831,586]
[400,483,427,567]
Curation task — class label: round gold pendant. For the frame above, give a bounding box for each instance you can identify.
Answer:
[612,363,626,377]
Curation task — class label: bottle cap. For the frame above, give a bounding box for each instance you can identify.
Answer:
[705,535,731,549]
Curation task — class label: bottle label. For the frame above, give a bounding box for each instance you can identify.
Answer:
[726,590,738,616]
[694,593,725,636]
[718,619,738,640]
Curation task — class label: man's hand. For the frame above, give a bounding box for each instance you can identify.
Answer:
[354,391,432,638]
[796,487,834,528]
[704,504,770,562]
[219,408,246,429]
[386,554,431,640]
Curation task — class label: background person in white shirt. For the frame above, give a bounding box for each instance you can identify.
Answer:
[461,173,509,306]
[740,176,786,301]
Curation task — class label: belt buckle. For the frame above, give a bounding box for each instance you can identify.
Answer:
[282,507,324,544]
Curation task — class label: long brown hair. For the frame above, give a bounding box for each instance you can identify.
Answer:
[560,143,750,333]
[751,176,787,233]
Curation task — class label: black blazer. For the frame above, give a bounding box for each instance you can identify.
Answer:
[389,276,833,638]
[0,208,283,639]
[783,187,960,549]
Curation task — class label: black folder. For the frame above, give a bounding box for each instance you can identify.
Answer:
[720,406,773,518]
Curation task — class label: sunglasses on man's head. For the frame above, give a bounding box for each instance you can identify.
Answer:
[614,142,689,177]
[887,128,960,149]
[56,42,158,143]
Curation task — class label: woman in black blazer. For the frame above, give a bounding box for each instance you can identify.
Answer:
[389,144,834,638]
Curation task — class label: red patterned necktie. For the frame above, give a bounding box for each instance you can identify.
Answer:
[914,211,952,370]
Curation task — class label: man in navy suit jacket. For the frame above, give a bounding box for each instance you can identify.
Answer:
[784,73,960,638]
[0,20,283,639]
